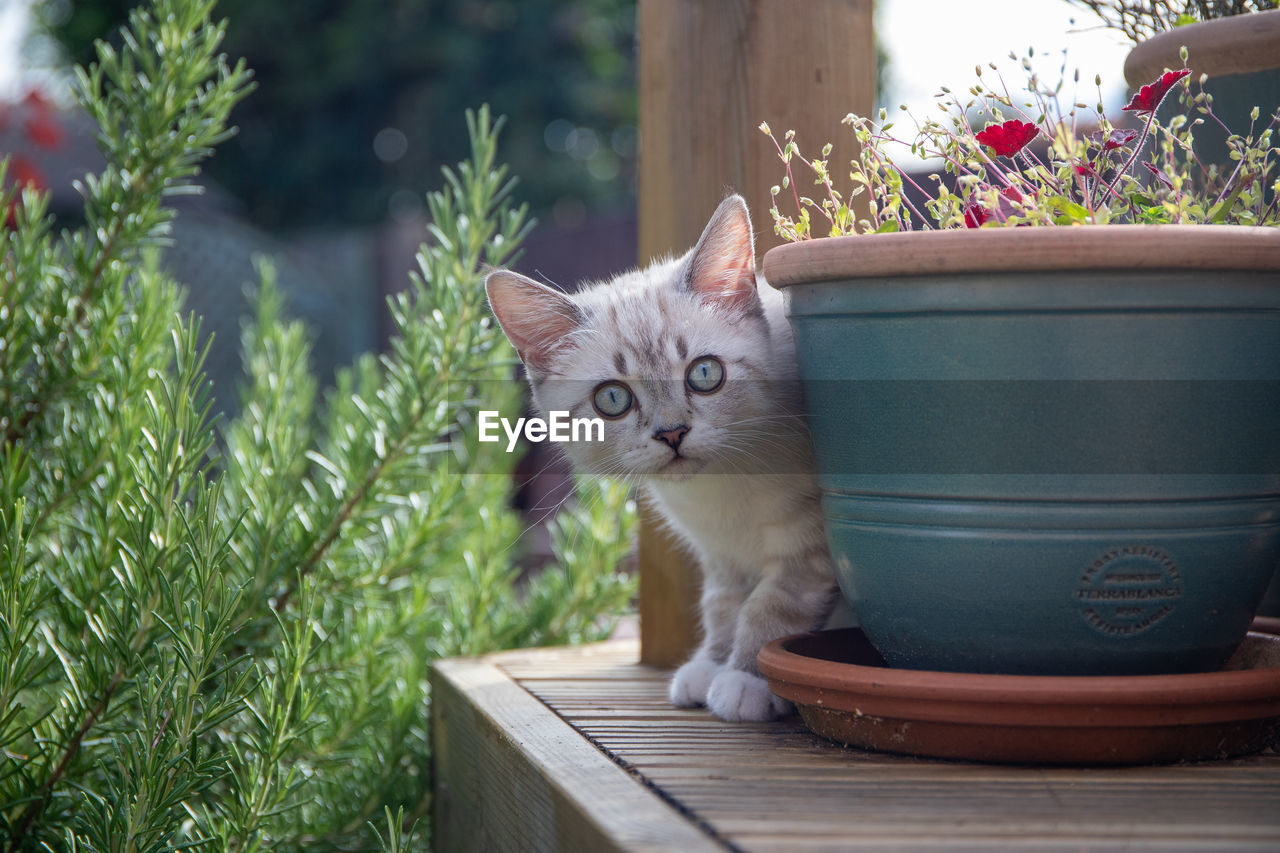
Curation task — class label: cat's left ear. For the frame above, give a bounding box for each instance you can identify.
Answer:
[685,194,758,313]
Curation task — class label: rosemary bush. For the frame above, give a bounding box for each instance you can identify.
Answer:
[0,0,636,849]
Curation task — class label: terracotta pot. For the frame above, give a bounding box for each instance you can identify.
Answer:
[758,619,1280,765]
[1125,8,1280,83]
[764,226,1280,675]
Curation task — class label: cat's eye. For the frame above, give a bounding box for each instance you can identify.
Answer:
[686,356,724,394]
[592,381,634,418]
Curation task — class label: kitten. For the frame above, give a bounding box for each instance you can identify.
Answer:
[484,195,838,722]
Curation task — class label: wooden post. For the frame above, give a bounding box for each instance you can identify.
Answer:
[636,0,876,666]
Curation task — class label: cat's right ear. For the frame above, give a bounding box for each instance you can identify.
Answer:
[685,194,758,315]
[485,270,582,374]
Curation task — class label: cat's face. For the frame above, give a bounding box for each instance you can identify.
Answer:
[486,195,780,481]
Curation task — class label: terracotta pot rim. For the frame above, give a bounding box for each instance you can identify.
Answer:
[1124,8,1280,86]
[757,627,1280,708]
[761,225,1280,287]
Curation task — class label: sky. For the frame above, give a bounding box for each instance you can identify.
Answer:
[0,0,1135,153]
[878,0,1134,165]
[881,0,1132,112]
[0,0,29,97]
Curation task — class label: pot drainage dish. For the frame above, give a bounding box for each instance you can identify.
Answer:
[758,618,1280,765]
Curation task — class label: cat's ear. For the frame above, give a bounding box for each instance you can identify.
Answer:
[685,194,758,313]
[485,270,582,374]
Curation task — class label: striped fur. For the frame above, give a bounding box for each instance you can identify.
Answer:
[485,196,838,722]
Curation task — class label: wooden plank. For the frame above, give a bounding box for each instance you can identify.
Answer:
[474,641,1280,852]
[636,509,701,668]
[727,835,1280,853]
[429,654,727,853]
[637,0,876,258]
[634,0,877,667]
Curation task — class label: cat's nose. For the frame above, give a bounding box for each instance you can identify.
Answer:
[652,424,690,451]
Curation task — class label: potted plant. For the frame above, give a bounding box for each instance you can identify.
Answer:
[758,60,1280,676]
[1065,1,1280,183]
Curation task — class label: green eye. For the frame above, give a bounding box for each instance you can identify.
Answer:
[686,356,724,393]
[593,381,633,418]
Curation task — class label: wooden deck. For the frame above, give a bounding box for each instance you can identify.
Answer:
[431,639,1280,852]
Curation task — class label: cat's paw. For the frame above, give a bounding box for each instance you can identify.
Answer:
[669,654,721,707]
[706,669,793,722]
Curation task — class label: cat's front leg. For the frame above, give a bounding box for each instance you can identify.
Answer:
[669,565,748,708]
[706,553,837,722]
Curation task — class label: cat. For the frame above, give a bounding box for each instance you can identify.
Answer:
[484,195,838,722]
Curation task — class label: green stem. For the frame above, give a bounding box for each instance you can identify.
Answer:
[7,667,126,851]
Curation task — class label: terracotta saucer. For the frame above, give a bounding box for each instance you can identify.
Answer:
[758,618,1280,765]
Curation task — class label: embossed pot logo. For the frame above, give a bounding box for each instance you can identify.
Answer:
[1075,546,1182,636]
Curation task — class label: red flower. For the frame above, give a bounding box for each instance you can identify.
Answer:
[24,114,63,149]
[4,156,46,228]
[1142,161,1174,189]
[1074,162,1099,178]
[1089,128,1138,151]
[1122,69,1192,114]
[964,184,1030,228]
[22,89,52,111]
[6,157,45,193]
[20,88,63,149]
[999,185,1025,204]
[974,119,1040,157]
[963,200,988,228]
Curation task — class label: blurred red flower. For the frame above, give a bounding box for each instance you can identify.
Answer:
[22,90,63,149]
[1089,128,1138,151]
[2,87,64,228]
[4,157,47,227]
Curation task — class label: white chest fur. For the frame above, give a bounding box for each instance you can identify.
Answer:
[645,472,823,578]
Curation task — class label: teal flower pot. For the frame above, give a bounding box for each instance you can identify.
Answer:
[765,227,1280,675]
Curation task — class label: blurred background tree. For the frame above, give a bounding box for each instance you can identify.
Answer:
[37,0,638,231]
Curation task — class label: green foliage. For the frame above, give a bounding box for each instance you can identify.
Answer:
[38,0,638,228]
[763,59,1280,239]
[1,0,637,849]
